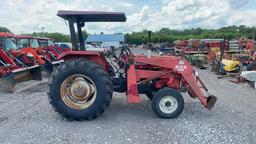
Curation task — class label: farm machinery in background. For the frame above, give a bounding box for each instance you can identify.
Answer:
[237,39,256,88]
[185,53,208,69]
[14,35,66,73]
[0,32,68,92]
[145,31,175,55]
[174,39,217,69]
[46,10,217,120]
[37,37,71,58]
[245,39,256,71]
[203,38,256,88]
[212,38,256,75]
[173,38,256,73]
[210,40,241,75]
[158,42,175,55]
[0,33,42,91]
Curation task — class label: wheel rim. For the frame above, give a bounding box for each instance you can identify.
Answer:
[60,74,96,110]
[159,96,178,114]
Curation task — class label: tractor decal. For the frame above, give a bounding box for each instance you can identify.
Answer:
[175,60,187,72]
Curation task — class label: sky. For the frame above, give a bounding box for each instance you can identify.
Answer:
[0,0,256,34]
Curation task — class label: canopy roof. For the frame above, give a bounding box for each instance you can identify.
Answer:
[57,10,126,22]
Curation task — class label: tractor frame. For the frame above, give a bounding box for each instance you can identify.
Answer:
[47,10,217,120]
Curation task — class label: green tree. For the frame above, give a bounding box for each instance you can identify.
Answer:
[125,26,256,44]
[0,26,12,33]
[23,32,70,42]
[82,30,88,40]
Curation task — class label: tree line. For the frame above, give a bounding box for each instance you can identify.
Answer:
[1,25,256,44]
[125,25,256,44]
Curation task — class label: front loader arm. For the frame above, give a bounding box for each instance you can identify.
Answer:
[173,58,217,109]
[127,55,217,109]
[182,73,208,108]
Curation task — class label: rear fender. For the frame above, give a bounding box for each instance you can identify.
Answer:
[58,51,109,70]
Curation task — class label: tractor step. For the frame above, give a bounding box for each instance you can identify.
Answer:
[52,60,64,65]
[207,95,217,109]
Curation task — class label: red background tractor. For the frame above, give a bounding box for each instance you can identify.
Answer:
[14,35,64,73]
[0,33,42,91]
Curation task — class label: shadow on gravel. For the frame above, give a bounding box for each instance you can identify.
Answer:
[0,116,9,122]
[0,81,48,94]
[21,83,48,93]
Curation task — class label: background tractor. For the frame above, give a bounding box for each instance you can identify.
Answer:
[0,33,42,91]
[38,37,70,58]
[14,35,64,73]
[48,10,217,120]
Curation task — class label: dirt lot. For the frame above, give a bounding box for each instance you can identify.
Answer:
[0,49,255,144]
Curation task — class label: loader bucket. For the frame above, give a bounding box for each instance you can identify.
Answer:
[1,65,42,92]
[207,95,217,109]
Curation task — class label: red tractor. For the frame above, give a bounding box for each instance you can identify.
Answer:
[14,35,64,73]
[0,33,42,91]
[11,35,47,66]
[245,40,256,71]
[48,10,217,120]
[37,37,70,58]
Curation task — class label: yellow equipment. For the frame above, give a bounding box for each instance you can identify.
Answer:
[222,59,240,72]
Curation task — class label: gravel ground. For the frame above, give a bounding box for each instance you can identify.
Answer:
[0,49,256,144]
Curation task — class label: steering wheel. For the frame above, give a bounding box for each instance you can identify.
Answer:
[120,45,134,57]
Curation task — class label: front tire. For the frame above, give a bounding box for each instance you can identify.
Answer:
[151,88,184,118]
[48,58,113,120]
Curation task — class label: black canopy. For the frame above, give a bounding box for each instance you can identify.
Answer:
[57,10,126,51]
[57,10,126,22]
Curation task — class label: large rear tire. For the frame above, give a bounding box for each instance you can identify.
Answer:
[48,58,113,120]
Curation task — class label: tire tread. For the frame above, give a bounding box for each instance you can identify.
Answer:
[48,59,113,121]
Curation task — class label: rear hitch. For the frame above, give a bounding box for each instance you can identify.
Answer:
[207,95,217,109]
